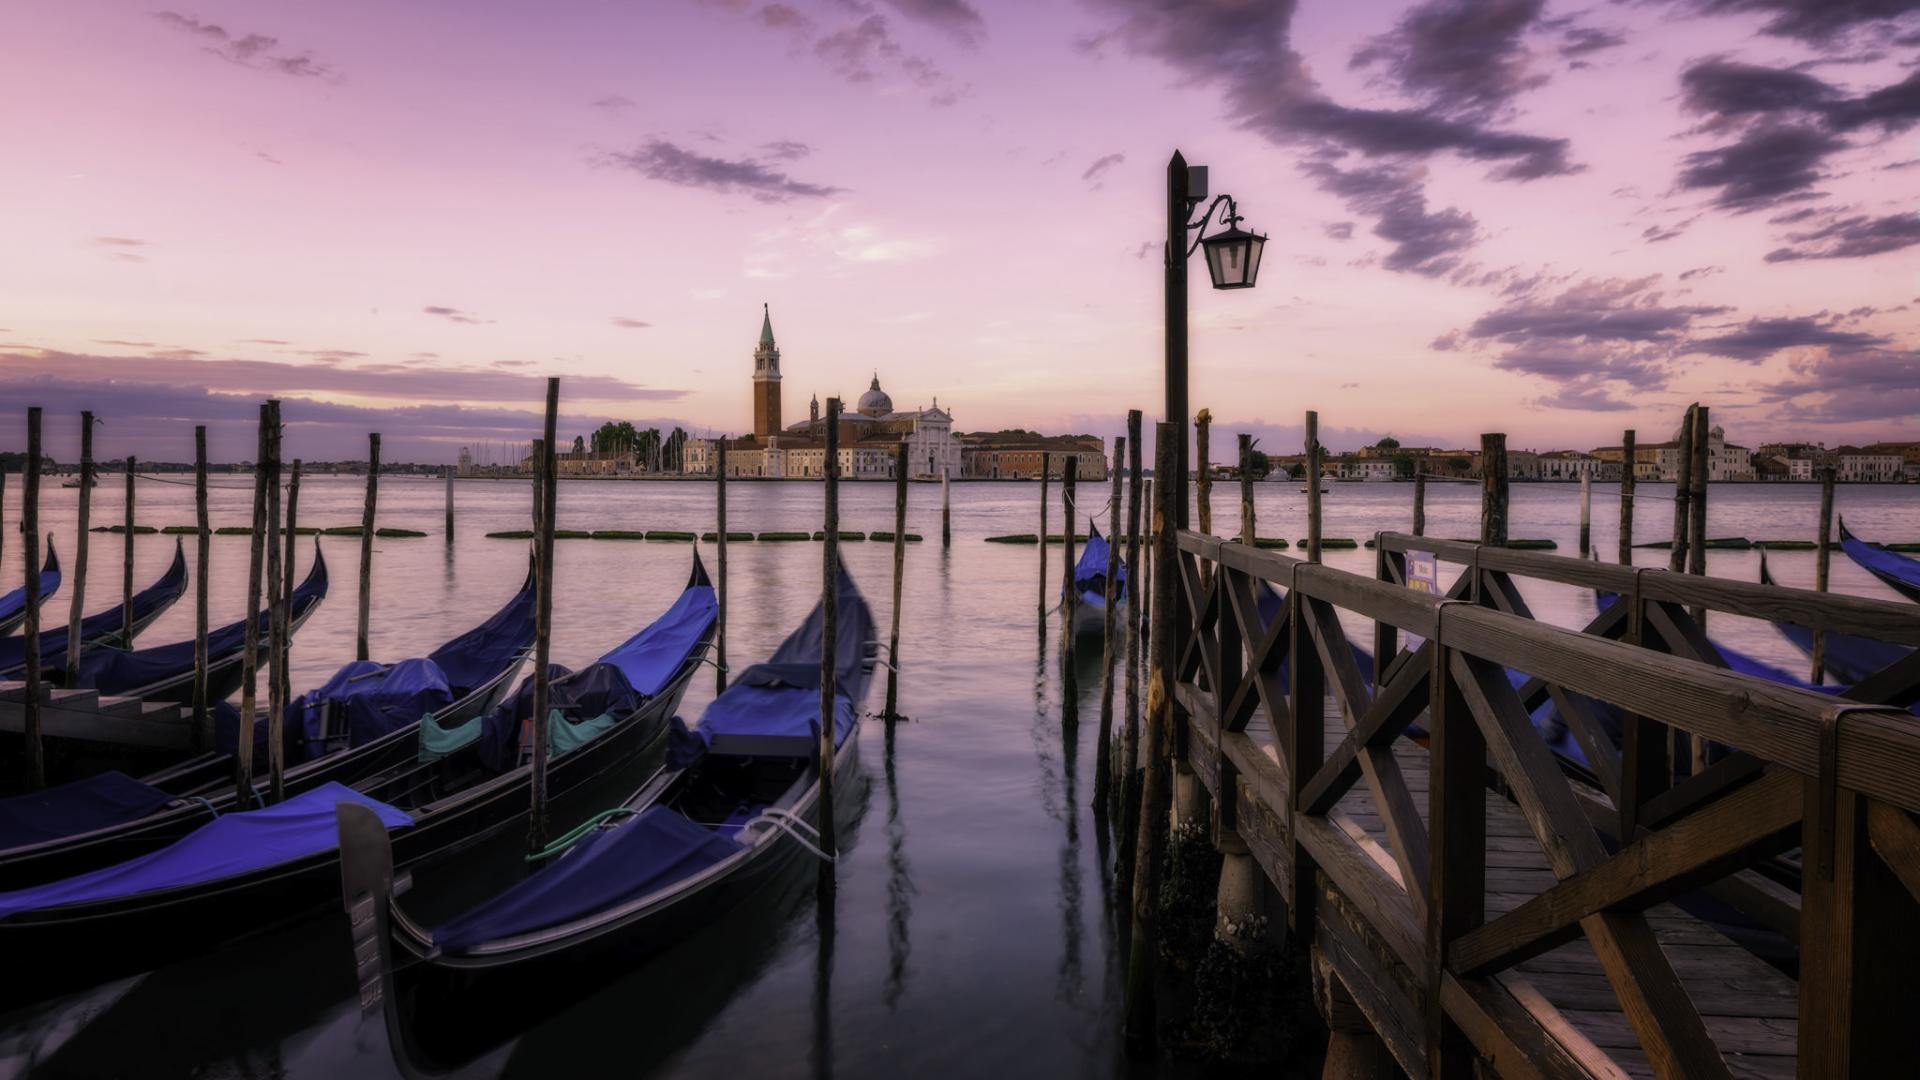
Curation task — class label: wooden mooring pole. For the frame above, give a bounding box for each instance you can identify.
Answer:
[1812,465,1835,683]
[65,412,93,686]
[1688,405,1710,579]
[1412,460,1426,537]
[1061,457,1078,677]
[356,433,380,662]
[1238,433,1254,546]
[444,464,454,544]
[1619,429,1636,564]
[264,402,286,803]
[1119,409,1143,816]
[1481,433,1508,549]
[1669,404,1696,573]
[882,441,906,722]
[716,437,729,694]
[1579,473,1592,558]
[22,407,44,789]
[1094,435,1125,811]
[1123,421,1179,1056]
[192,426,210,748]
[122,456,135,643]
[527,379,559,854]
[1139,476,1153,643]
[1306,411,1323,563]
[1196,408,1213,539]
[818,397,842,885]
[1038,451,1051,622]
[235,406,269,806]
[280,457,302,792]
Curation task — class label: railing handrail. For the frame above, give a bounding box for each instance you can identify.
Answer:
[1175,527,1920,816]
[1374,530,1920,647]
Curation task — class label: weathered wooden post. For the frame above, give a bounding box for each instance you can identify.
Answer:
[716,437,729,694]
[1425,583,1487,1077]
[1124,422,1181,1056]
[22,407,45,789]
[527,380,559,853]
[1038,451,1052,621]
[941,469,951,549]
[1195,408,1213,539]
[1619,429,1636,564]
[65,411,93,686]
[443,464,454,544]
[122,456,135,642]
[1095,435,1125,811]
[235,406,269,805]
[1668,405,1696,573]
[192,426,211,747]
[356,433,380,662]
[283,459,301,610]
[882,441,907,721]
[1306,410,1323,563]
[264,403,287,803]
[1061,457,1078,671]
[818,397,843,884]
[1238,434,1254,545]
[1812,465,1835,683]
[1413,460,1427,537]
[1119,410,1144,823]
[1687,405,1710,579]
[1140,476,1153,640]
[1480,433,1508,550]
[1579,472,1592,558]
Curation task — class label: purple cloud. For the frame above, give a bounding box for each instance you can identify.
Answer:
[595,140,843,202]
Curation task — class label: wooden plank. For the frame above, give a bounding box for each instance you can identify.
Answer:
[1865,800,1920,904]
[1429,640,1488,1078]
[1438,973,1613,1080]
[1301,639,1432,815]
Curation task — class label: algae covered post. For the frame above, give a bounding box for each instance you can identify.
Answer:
[65,411,93,687]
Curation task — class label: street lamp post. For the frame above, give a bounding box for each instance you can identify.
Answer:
[1165,149,1266,529]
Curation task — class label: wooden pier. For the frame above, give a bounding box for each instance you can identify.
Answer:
[1158,526,1920,1078]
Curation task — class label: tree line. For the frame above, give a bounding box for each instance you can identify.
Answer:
[584,421,689,472]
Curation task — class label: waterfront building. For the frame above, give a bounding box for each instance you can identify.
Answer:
[959,432,1107,480]
[1835,446,1904,483]
[1634,425,1754,481]
[1538,450,1605,481]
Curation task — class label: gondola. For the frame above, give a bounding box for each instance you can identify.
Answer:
[0,555,538,881]
[1757,549,1913,688]
[0,538,188,676]
[0,551,716,1009]
[336,562,874,1075]
[0,544,329,765]
[0,539,61,637]
[1838,517,1920,604]
[1065,523,1127,637]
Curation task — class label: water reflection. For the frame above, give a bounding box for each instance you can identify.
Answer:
[882,720,914,1012]
[811,886,835,1080]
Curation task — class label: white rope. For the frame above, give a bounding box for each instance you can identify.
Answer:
[750,807,837,863]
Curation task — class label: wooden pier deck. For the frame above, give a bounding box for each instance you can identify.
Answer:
[1161,529,1920,1079]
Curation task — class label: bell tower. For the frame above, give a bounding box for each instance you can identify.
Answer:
[752,303,782,439]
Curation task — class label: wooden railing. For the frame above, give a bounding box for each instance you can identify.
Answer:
[1168,528,1920,1078]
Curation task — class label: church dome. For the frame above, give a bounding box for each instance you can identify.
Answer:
[857,373,893,417]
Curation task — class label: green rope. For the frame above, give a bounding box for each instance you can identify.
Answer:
[525,807,638,862]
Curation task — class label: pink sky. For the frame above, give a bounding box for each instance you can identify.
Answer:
[2,0,1916,461]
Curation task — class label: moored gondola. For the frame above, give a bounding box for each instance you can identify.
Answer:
[336,562,874,1075]
[0,553,538,882]
[0,551,716,1009]
[1838,517,1920,604]
[0,539,61,637]
[0,538,187,676]
[1757,549,1914,688]
[1065,523,1126,637]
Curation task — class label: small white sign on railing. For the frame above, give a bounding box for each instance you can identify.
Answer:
[1405,550,1437,649]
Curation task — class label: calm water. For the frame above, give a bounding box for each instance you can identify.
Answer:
[1,475,1916,1078]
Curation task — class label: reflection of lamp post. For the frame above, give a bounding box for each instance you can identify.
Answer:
[1165,150,1265,527]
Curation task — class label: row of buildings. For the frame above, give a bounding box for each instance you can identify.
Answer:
[477,307,1108,482]
[1274,429,1919,484]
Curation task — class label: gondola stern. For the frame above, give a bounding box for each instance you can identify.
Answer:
[337,802,407,1035]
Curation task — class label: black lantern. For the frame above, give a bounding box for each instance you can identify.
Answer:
[1200,224,1265,290]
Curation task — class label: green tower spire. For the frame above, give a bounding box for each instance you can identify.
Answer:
[759,303,775,348]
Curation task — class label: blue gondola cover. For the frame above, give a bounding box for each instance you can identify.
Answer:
[1068,526,1127,609]
[1841,520,1920,604]
[596,583,720,696]
[674,565,873,763]
[296,658,456,759]
[0,771,176,850]
[0,782,411,919]
[432,805,742,953]
[425,571,539,694]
